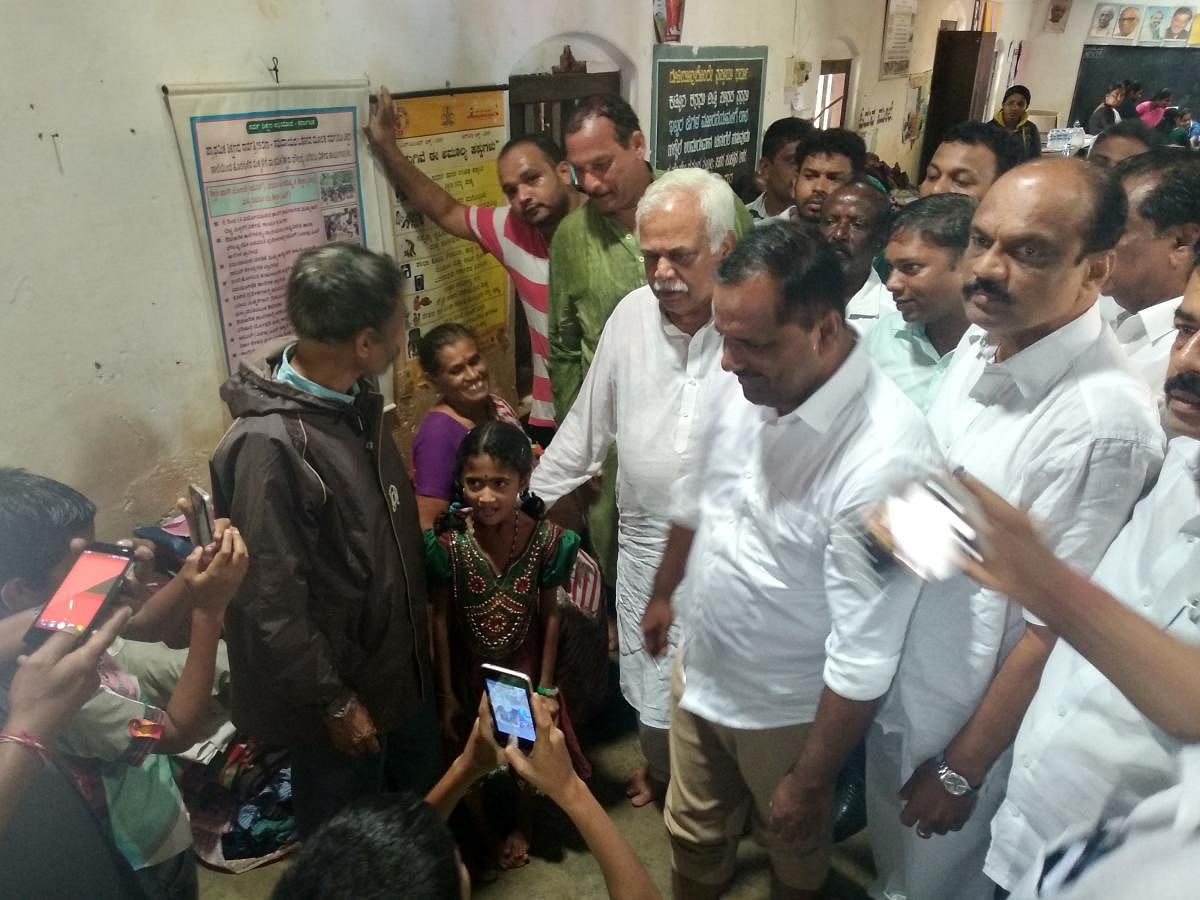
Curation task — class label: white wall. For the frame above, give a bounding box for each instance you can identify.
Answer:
[1020,0,1105,122]
[0,0,981,533]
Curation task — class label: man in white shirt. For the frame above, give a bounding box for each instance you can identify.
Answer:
[868,158,1166,900]
[1103,149,1200,393]
[747,117,814,224]
[984,265,1200,894]
[640,222,941,899]
[531,168,736,808]
[865,192,976,410]
[818,181,897,335]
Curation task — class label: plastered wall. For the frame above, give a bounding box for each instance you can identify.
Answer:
[1,0,1023,533]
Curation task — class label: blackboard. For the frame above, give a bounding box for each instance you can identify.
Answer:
[1069,44,1199,126]
[650,44,767,180]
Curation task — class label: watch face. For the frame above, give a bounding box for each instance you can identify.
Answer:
[940,768,972,796]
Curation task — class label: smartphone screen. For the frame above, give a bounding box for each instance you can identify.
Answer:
[34,549,131,637]
[484,676,537,743]
[875,477,980,582]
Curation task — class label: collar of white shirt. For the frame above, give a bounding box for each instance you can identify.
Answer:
[966,302,1105,403]
[1113,295,1182,345]
[760,337,871,433]
[847,268,887,318]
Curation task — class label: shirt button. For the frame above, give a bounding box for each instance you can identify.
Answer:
[1022,755,1032,769]
[743,471,753,479]
[1056,704,1068,717]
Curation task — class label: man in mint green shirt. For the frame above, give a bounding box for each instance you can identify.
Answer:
[865,192,976,412]
[548,95,753,588]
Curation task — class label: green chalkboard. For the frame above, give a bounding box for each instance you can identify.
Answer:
[1069,44,1198,126]
[650,44,767,180]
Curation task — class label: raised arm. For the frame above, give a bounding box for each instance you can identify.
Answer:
[364,85,474,242]
[531,317,620,508]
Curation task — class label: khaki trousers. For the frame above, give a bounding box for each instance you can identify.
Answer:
[664,662,830,889]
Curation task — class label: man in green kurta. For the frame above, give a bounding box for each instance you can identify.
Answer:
[547,94,753,664]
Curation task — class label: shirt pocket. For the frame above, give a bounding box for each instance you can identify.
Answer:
[746,485,826,585]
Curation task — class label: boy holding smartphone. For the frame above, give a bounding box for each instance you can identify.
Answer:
[0,468,248,900]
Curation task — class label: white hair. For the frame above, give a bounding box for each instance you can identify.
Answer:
[636,168,738,252]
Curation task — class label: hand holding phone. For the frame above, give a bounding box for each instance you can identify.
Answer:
[481,664,536,752]
[24,543,135,648]
[186,484,215,548]
[864,472,983,582]
[499,694,577,802]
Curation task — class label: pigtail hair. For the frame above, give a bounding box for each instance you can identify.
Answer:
[519,489,545,521]
[433,502,470,534]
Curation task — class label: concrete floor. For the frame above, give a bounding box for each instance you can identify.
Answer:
[198,668,876,900]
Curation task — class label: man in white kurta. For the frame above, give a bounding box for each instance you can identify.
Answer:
[985,271,1200,892]
[869,159,1166,900]
[532,168,736,805]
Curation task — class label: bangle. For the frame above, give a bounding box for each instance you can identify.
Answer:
[535,685,559,698]
[0,731,49,763]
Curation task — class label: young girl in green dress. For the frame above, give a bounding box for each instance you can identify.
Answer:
[424,420,589,871]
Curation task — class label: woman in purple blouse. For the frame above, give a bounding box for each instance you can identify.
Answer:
[412,323,520,528]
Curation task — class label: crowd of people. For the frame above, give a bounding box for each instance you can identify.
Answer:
[1088,78,1200,149]
[2,77,1199,900]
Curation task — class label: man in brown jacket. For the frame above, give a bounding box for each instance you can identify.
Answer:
[210,242,436,835]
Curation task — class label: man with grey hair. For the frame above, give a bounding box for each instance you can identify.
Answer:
[533,167,737,806]
[211,241,436,836]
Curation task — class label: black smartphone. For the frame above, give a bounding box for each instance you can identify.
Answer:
[24,543,135,648]
[188,483,214,548]
[481,663,536,751]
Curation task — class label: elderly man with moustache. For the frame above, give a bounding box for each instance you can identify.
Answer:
[547,95,752,645]
[868,158,1165,900]
[533,168,738,808]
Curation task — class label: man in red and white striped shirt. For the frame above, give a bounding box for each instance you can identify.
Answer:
[365,86,584,436]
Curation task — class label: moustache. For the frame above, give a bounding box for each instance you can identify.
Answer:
[963,277,1012,304]
[1165,369,1200,397]
[653,279,689,294]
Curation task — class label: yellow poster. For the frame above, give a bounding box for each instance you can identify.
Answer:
[387,89,509,379]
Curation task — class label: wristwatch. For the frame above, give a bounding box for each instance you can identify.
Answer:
[936,756,978,796]
[326,694,358,719]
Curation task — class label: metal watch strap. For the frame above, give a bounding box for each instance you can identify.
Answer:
[326,694,356,719]
[936,755,978,796]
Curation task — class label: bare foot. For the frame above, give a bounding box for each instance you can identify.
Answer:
[498,829,531,870]
[625,766,659,807]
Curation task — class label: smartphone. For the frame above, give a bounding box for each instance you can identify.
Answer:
[481,664,536,751]
[24,543,135,648]
[188,483,214,548]
[864,473,982,582]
